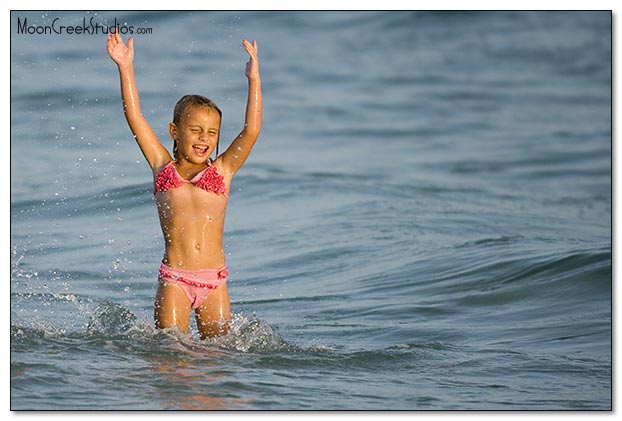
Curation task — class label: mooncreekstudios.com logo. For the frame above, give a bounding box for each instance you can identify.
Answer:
[16,16,153,35]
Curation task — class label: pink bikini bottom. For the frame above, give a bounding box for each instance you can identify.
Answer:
[158,262,228,309]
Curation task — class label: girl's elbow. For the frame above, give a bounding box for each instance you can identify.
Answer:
[242,132,261,148]
[248,128,261,139]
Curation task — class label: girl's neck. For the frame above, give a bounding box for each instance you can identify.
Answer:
[175,156,211,166]
[174,158,211,178]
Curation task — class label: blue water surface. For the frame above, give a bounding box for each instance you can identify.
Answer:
[10,11,611,410]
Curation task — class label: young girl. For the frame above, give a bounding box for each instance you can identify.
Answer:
[107,31,262,339]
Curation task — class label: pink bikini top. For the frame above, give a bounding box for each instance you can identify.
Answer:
[154,161,227,196]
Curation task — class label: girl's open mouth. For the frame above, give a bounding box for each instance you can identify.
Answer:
[193,145,209,154]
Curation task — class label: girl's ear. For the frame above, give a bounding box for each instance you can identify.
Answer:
[168,122,177,139]
[168,123,178,158]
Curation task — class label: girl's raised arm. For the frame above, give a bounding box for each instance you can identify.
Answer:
[107,32,171,170]
[220,39,263,176]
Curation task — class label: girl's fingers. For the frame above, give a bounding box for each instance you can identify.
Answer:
[243,39,257,53]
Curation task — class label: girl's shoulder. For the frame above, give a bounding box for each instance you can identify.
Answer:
[211,157,233,180]
[152,159,175,177]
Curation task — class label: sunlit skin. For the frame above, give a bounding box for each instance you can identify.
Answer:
[107,31,262,339]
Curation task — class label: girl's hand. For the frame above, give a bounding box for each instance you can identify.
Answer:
[243,39,260,81]
[107,31,134,68]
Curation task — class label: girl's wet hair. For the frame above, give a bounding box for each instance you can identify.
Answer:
[172,94,223,160]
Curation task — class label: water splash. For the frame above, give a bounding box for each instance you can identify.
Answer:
[86,301,137,335]
[203,313,289,353]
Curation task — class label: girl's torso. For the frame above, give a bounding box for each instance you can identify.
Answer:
[153,160,231,270]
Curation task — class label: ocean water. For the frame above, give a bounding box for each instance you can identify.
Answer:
[10,11,611,410]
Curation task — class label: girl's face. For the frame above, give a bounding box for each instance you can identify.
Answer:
[169,106,221,164]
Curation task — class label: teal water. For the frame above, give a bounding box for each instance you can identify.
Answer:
[10,11,611,410]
